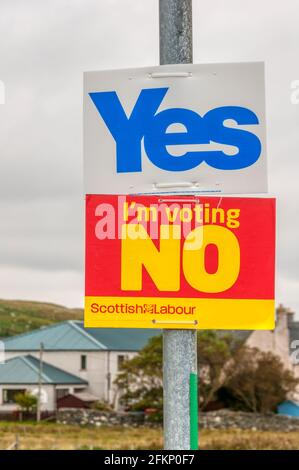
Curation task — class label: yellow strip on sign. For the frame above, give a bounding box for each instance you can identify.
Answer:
[84,297,275,330]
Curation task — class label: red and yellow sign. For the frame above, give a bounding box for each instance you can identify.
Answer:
[85,195,275,329]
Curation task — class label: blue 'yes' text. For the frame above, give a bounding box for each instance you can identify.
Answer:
[89,87,262,173]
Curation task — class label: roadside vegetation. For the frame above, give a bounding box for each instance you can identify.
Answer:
[0,422,299,450]
[116,332,299,417]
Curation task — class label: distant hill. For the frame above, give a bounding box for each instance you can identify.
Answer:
[0,299,83,337]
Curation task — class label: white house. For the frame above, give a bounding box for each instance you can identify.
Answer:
[0,321,160,412]
[0,354,87,413]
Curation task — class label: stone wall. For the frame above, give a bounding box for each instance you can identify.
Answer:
[199,410,299,432]
[57,408,146,427]
[57,408,299,432]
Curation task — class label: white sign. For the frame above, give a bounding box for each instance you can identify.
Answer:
[84,62,267,195]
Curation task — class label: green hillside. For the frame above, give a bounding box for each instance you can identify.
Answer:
[0,299,83,337]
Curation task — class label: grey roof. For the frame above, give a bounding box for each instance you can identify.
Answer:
[0,355,87,385]
[3,321,161,352]
[79,323,161,351]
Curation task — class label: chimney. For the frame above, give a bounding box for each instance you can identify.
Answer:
[276,304,295,330]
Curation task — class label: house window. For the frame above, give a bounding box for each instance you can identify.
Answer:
[80,355,87,370]
[56,389,69,400]
[117,355,126,370]
[3,389,26,404]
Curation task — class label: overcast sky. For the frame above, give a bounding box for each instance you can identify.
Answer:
[0,0,298,314]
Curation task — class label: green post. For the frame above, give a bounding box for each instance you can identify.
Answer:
[190,372,199,450]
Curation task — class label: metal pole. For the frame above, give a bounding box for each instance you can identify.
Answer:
[159,0,198,450]
[159,0,193,65]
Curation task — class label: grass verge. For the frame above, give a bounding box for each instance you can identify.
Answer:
[0,422,298,450]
